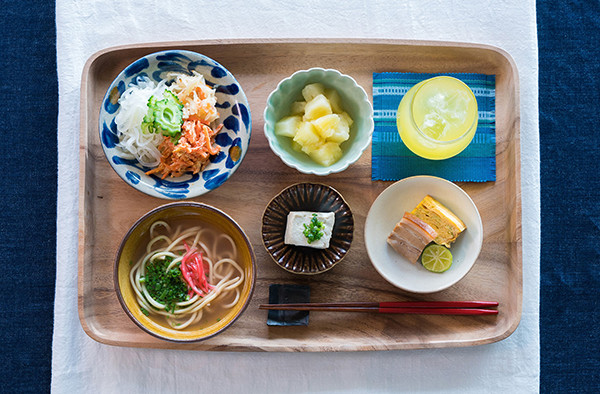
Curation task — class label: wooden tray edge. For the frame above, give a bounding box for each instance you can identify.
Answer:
[77,38,524,351]
[78,52,99,342]
[83,37,521,66]
[73,324,522,352]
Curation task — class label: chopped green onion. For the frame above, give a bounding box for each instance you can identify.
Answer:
[144,257,188,313]
[302,213,325,243]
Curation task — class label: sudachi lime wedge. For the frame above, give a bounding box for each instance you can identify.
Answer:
[421,244,453,273]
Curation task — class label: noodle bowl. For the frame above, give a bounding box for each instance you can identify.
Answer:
[115,203,255,342]
[130,220,245,330]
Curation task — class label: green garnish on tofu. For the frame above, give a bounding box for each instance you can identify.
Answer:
[302,213,325,243]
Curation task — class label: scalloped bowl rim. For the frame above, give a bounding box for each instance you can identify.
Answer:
[261,182,354,275]
[263,67,374,176]
[99,49,252,200]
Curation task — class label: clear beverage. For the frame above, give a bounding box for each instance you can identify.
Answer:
[396,76,478,160]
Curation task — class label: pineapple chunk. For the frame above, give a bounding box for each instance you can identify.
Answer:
[312,114,341,140]
[301,83,325,102]
[293,121,323,154]
[309,142,343,166]
[327,119,350,143]
[291,141,303,152]
[324,88,343,113]
[339,111,354,127]
[290,101,306,115]
[274,84,352,167]
[275,115,301,138]
[303,94,333,121]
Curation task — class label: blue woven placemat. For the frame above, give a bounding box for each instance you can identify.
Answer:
[372,72,496,182]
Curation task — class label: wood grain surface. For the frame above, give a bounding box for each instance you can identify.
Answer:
[78,39,521,351]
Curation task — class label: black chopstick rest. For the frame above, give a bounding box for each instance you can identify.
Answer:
[266,284,310,326]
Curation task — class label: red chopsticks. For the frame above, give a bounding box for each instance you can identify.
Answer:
[259,301,499,315]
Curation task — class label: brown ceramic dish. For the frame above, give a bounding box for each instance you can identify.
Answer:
[261,183,354,274]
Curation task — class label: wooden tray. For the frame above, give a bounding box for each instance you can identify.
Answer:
[78,38,521,351]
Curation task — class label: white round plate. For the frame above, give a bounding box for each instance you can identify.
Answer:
[364,176,483,293]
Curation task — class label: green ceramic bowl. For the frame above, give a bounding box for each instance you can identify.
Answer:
[114,202,256,342]
[263,68,374,176]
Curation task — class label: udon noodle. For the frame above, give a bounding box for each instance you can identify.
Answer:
[129,220,244,330]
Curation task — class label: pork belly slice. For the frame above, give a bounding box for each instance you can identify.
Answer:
[387,212,438,263]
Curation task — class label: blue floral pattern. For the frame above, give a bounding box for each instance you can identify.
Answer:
[98,50,252,199]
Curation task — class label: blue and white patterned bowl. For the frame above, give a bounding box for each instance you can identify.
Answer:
[99,50,251,199]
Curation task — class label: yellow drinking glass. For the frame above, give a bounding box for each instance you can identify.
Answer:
[396,76,478,160]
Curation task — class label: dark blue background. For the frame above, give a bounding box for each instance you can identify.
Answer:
[0,2,57,394]
[0,1,596,392]
[538,1,600,392]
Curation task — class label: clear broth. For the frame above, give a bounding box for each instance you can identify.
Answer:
[131,215,244,331]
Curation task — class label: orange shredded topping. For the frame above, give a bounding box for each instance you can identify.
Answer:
[146,120,223,179]
[145,72,224,179]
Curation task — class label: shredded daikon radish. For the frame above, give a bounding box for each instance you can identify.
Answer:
[114,76,168,167]
[169,71,219,124]
[113,73,222,177]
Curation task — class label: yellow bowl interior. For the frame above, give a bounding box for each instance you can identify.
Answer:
[115,203,255,342]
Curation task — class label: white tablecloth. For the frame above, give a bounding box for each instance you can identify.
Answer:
[53,1,540,392]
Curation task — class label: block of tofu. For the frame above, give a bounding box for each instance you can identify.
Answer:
[284,211,335,249]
